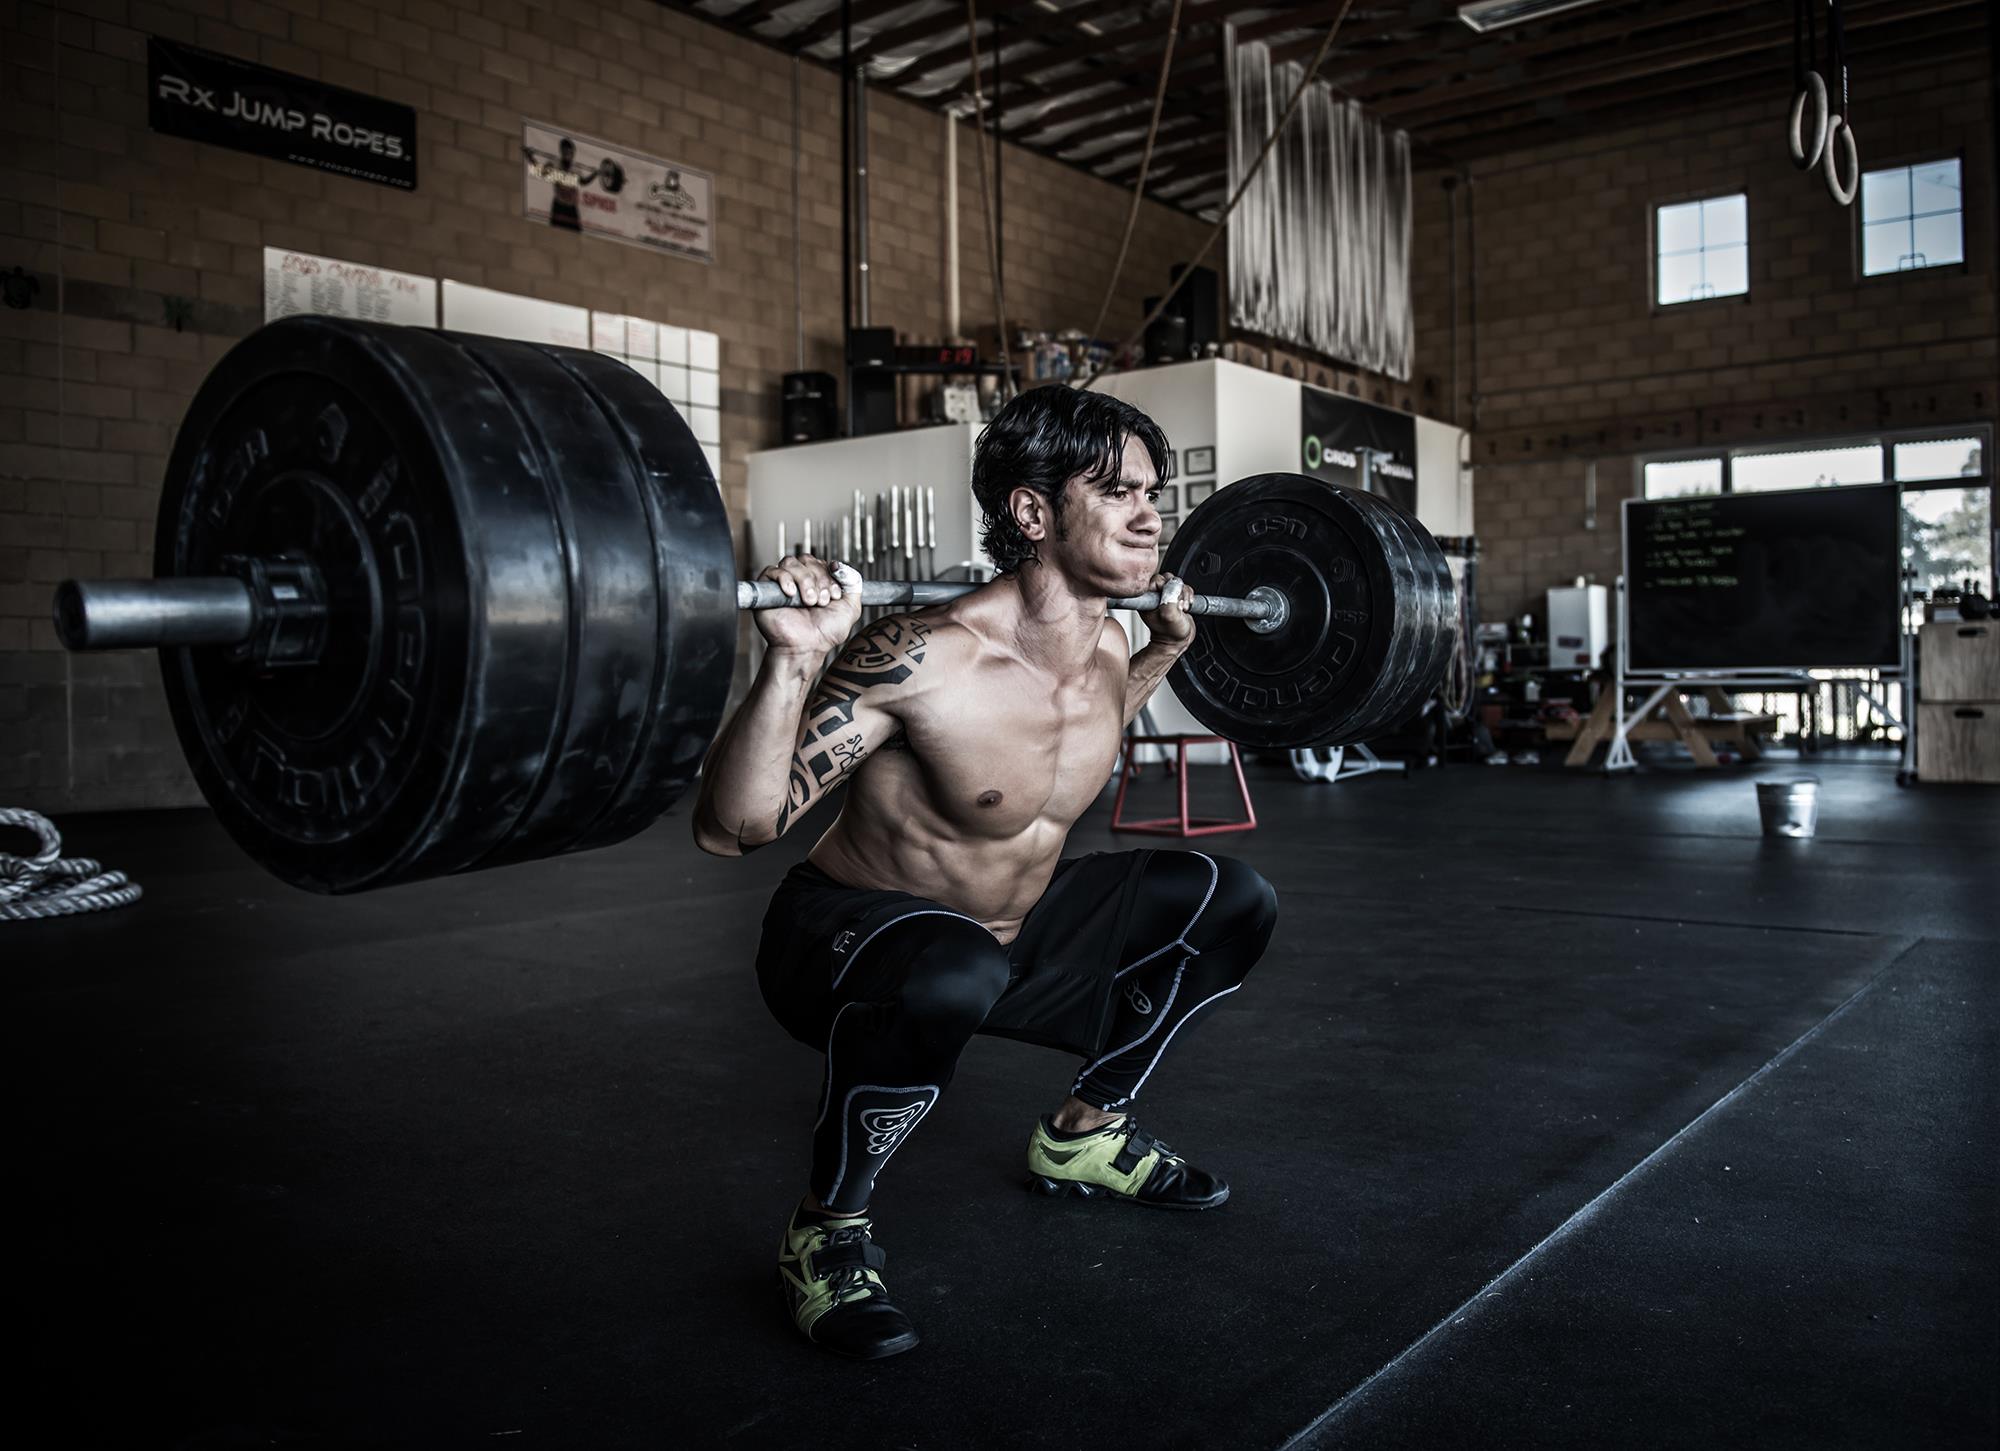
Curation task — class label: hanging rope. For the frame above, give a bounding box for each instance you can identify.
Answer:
[1788,0,1827,170]
[1085,0,1185,348]
[0,808,142,921]
[1820,0,1858,205]
[963,0,1015,399]
[1080,0,1357,391]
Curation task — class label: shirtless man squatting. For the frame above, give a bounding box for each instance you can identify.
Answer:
[692,385,1280,1360]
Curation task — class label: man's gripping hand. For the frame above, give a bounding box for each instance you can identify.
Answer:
[1139,572,1198,649]
[755,552,864,657]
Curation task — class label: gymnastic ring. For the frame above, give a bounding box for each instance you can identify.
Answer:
[1787,71,1827,170]
[1822,115,1859,206]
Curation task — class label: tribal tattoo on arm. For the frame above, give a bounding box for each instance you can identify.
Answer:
[767,616,933,840]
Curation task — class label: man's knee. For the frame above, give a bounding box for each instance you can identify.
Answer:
[1202,856,1278,959]
[894,923,1012,1034]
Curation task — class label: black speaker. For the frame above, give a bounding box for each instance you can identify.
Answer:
[781,371,837,444]
[845,327,898,435]
[1169,262,1220,350]
[1142,295,1188,366]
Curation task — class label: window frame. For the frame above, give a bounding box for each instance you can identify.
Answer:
[1648,188,1753,313]
[1633,427,1994,595]
[1634,426,1992,497]
[1854,148,1971,284]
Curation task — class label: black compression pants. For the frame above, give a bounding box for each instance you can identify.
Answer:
[755,850,1278,1215]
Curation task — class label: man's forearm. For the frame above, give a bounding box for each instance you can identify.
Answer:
[1123,640,1190,727]
[692,648,822,852]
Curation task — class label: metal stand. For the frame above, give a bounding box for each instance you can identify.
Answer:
[1288,742,1407,783]
[1604,573,1918,775]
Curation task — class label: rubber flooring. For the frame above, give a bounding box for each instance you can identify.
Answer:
[6,752,1994,1449]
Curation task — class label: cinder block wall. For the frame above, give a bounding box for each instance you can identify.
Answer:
[0,0,1223,812]
[1440,54,1997,621]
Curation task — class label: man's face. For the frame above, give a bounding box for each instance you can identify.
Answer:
[559,141,576,166]
[1034,434,1164,598]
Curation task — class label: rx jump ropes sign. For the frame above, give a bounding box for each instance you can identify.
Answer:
[148,38,417,190]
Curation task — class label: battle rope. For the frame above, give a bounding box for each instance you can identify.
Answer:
[0,807,142,921]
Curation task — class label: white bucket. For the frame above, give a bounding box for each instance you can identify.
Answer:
[1756,777,1820,838]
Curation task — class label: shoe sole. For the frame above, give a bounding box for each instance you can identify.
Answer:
[1025,1173,1229,1210]
[778,1270,922,1359]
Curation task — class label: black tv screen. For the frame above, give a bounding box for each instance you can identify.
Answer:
[1623,483,1902,671]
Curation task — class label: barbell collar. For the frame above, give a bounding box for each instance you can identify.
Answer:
[733,576,1285,621]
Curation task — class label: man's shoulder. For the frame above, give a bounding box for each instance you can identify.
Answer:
[826,612,962,695]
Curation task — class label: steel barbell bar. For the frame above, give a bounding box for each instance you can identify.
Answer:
[53,570,1291,655]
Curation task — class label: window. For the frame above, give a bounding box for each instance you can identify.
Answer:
[1732,445,1884,492]
[1655,194,1747,305]
[1894,436,1989,597]
[1893,436,1983,483]
[1636,430,1993,597]
[1861,159,1963,275]
[1643,457,1723,498]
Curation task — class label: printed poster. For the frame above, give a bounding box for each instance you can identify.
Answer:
[263,247,437,325]
[521,120,714,264]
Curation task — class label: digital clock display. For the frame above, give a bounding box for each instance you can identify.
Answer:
[894,344,979,367]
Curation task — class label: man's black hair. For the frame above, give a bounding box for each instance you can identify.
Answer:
[971,385,1172,575]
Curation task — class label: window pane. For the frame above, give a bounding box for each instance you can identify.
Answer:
[1860,167,1908,223]
[1863,219,1910,275]
[1733,445,1884,492]
[1657,250,1701,305]
[1703,194,1747,246]
[1895,438,1984,481]
[1901,484,1992,597]
[1705,243,1748,297]
[1657,201,1701,254]
[1912,211,1964,267]
[1909,158,1960,215]
[1644,458,1722,498]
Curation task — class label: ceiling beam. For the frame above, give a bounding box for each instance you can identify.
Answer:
[1425,7,1986,151]
[1389,0,1977,130]
[786,0,935,49]
[853,0,1059,68]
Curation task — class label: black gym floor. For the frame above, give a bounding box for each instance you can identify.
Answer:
[11,753,1996,1450]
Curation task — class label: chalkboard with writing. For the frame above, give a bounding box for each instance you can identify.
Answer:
[1623,484,1902,670]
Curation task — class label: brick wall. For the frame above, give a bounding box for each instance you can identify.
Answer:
[1442,53,1998,621]
[0,0,1221,812]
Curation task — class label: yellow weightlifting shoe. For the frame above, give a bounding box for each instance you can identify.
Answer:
[1025,1115,1229,1210]
[775,1200,920,1359]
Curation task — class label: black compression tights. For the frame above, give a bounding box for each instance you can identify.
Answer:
[806,853,1277,1215]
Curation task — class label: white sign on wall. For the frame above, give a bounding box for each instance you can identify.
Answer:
[440,279,590,350]
[263,247,437,325]
[520,119,714,264]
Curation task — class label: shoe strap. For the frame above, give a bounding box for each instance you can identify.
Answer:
[808,1231,889,1281]
[1112,1126,1159,1175]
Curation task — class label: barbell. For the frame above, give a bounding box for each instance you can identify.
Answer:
[51,316,1456,894]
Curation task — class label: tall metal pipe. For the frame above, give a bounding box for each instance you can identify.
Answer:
[792,56,803,371]
[993,13,1004,323]
[856,68,871,325]
[945,113,961,337]
[839,0,852,433]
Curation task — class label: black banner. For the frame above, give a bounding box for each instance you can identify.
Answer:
[148,39,417,190]
[1300,385,1418,515]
